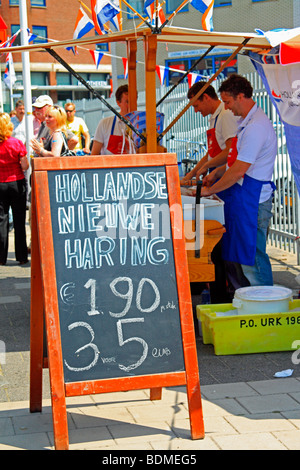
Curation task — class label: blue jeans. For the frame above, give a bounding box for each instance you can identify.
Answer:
[241,196,273,286]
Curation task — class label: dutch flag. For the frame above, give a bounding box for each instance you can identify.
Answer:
[91,0,120,35]
[189,0,215,32]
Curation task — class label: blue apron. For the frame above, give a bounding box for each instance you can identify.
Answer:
[221,174,275,266]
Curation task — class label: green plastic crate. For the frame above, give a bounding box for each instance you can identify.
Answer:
[197,300,300,355]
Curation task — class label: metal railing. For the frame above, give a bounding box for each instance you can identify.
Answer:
[73,72,300,264]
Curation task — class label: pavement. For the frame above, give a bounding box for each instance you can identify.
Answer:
[0,218,300,450]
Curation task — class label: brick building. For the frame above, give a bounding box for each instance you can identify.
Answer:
[0,0,112,111]
[114,0,300,90]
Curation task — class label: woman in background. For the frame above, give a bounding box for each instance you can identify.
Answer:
[31,106,69,157]
[0,113,29,265]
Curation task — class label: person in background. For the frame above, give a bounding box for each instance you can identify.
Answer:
[32,98,41,138]
[0,113,29,265]
[202,74,277,287]
[91,84,130,155]
[11,100,26,144]
[33,95,78,154]
[64,102,91,154]
[31,106,70,157]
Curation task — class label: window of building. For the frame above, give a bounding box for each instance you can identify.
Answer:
[31,72,49,87]
[127,0,143,18]
[214,0,232,6]
[31,0,46,5]
[10,0,46,4]
[11,25,21,45]
[32,25,47,43]
[11,24,47,44]
[166,0,188,14]
[95,31,109,51]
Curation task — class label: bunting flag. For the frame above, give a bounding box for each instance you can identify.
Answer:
[144,0,155,23]
[122,57,128,79]
[91,0,120,34]
[3,52,16,89]
[155,65,168,85]
[66,6,94,54]
[89,49,104,68]
[1,29,20,49]
[27,28,37,43]
[189,0,214,32]
[188,72,202,88]
[144,0,166,27]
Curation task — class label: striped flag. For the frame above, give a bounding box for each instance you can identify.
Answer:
[144,0,166,27]
[156,65,168,85]
[122,57,128,79]
[27,28,37,43]
[189,0,214,32]
[3,53,16,89]
[67,6,94,54]
[91,0,120,34]
[188,72,202,88]
[89,50,104,68]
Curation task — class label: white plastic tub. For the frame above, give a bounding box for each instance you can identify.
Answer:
[232,285,293,315]
[181,194,225,225]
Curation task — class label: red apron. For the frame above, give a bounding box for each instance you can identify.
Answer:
[207,113,222,160]
[106,116,130,154]
[227,136,238,168]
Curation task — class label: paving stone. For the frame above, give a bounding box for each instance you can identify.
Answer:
[273,430,300,450]
[213,432,288,450]
[201,382,258,400]
[236,394,300,414]
[0,432,52,450]
[225,412,296,433]
[247,378,300,395]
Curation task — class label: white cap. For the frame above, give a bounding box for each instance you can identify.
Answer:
[33,95,53,108]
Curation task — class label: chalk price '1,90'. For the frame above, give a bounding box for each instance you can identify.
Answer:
[63,276,165,374]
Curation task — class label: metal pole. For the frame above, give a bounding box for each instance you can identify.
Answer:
[19,0,33,155]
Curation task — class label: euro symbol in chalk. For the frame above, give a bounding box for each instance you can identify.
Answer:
[60,282,75,305]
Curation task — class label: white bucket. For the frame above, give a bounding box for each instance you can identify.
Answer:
[232,286,293,315]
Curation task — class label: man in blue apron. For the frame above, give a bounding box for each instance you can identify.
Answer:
[181,81,238,183]
[91,85,131,156]
[202,74,277,287]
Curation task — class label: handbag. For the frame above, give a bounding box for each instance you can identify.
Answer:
[60,131,76,157]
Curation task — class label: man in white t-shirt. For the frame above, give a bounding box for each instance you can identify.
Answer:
[91,85,130,156]
[181,81,238,184]
[201,74,277,287]
[11,100,27,144]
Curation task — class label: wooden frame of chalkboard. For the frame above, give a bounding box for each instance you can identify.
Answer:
[30,153,204,450]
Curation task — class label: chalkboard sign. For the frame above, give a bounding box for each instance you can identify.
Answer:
[30,154,204,450]
[48,166,185,382]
